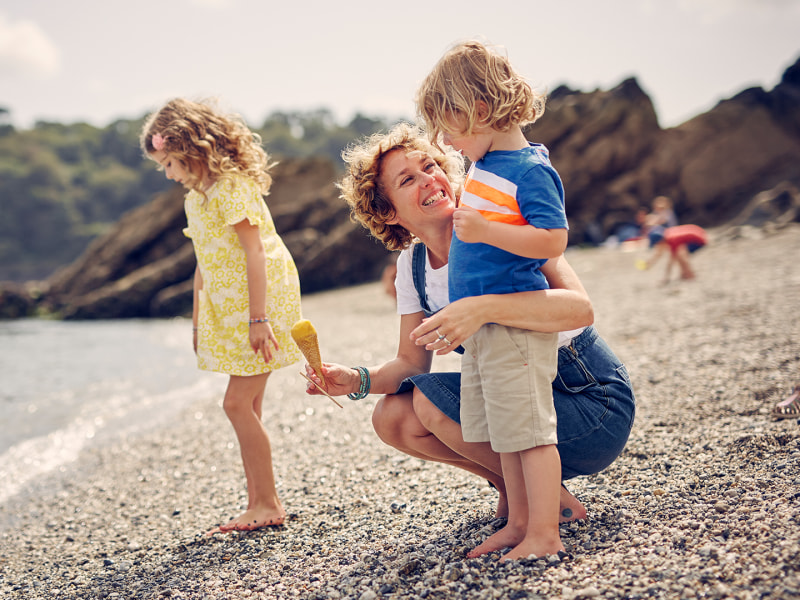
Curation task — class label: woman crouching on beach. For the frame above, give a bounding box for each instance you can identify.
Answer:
[304,123,635,543]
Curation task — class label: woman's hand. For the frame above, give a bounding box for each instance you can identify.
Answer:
[304,362,360,397]
[409,296,487,355]
[250,321,279,365]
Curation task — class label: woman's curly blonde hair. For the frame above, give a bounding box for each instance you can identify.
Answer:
[140,98,274,198]
[338,122,465,251]
[416,40,546,146]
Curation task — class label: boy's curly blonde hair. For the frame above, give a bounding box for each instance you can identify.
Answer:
[416,40,546,145]
[338,122,465,251]
[140,98,274,197]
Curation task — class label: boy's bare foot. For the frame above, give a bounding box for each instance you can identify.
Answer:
[501,534,565,562]
[467,525,523,558]
[559,485,587,523]
[206,506,286,535]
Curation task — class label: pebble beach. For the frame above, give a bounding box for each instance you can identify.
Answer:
[1,225,799,600]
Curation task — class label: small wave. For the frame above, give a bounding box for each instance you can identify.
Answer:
[0,374,225,505]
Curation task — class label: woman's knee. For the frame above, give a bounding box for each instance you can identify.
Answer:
[372,393,414,448]
[412,390,449,431]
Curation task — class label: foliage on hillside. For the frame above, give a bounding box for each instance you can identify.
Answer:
[0,109,393,281]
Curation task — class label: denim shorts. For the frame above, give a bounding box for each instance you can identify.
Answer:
[397,326,636,480]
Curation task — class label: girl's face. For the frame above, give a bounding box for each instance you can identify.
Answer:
[378,149,456,232]
[151,150,194,188]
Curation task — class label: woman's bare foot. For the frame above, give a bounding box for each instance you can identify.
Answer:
[467,525,523,558]
[501,534,565,562]
[206,506,286,535]
[559,485,587,523]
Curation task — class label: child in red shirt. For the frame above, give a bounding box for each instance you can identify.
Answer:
[644,224,708,283]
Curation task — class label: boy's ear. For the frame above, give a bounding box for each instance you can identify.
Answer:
[385,209,399,225]
[476,101,491,123]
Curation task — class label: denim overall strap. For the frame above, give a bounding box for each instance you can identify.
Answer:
[412,243,434,317]
[412,242,465,354]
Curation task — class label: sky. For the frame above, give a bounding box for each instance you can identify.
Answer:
[1,0,799,131]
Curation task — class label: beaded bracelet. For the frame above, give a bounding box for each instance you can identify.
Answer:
[249,317,270,326]
[347,366,371,401]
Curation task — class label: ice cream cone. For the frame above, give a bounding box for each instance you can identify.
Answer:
[291,319,325,387]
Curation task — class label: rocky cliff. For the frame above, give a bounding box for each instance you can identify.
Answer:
[535,57,800,243]
[3,56,799,319]
[37,157,389,319]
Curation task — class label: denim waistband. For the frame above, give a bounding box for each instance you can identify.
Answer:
[559,325,598,358]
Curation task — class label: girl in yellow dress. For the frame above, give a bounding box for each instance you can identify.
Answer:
[141,98,302,533]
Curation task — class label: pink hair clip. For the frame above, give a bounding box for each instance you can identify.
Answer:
[152,133,165,151]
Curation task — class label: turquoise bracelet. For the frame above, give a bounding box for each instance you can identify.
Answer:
[249,317,270,326]
[347,366,371,401]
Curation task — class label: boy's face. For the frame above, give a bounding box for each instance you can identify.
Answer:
[440,113,494,163]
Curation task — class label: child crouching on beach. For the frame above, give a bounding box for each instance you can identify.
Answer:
[141,98,302,534]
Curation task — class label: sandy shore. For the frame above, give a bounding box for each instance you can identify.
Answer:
[1,225,799,599]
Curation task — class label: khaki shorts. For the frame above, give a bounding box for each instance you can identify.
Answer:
[461,324,559,453]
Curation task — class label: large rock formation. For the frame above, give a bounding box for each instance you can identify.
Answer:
[39,157,390,319]
[533,57,800,243]
[3,56,799,319]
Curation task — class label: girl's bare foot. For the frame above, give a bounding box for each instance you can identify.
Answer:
[501,534,565,562]
[559,485,587,523]
[467,525,523,558]
[207,506,286,535]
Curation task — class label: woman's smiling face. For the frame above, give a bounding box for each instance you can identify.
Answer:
[379,148,456,231]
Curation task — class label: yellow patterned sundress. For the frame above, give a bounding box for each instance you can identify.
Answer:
[183,175,303,376]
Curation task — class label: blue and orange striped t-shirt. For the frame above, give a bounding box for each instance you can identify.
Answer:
[449,143,568,301]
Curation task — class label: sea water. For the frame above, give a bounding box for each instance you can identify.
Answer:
[0,318,227,505]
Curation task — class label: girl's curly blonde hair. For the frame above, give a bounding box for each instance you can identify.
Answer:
[140,98,274,198]
[416,40,546,146]
[338,122,465,251]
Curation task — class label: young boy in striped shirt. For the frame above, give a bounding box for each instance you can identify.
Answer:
[416,40,569,562]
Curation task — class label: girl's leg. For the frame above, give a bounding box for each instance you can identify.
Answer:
[212,373,285,533]
[372,392,508,517]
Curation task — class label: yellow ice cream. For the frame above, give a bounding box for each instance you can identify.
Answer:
[291,319,326,387]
